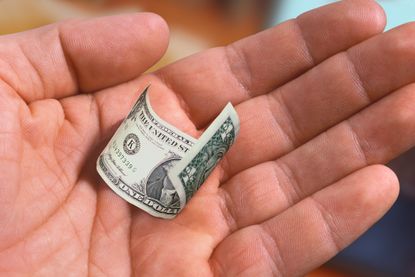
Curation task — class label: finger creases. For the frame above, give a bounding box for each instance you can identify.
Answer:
[224,22,415,179]
[219,83,415,233]
[156,0,385,127]
[0,13,169,103]
[211,165,398,277]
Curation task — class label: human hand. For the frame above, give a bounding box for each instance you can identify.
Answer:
[1,0,414,276]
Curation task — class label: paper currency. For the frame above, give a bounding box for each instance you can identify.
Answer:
[96,86,240,219]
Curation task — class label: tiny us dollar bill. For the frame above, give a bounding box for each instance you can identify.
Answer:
[96,86,240,219]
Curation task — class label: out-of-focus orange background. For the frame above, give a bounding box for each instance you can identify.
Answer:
[0,0,272,70]
[0,1,354,276]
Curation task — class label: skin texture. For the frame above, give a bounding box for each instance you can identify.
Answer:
[1,0,414,276]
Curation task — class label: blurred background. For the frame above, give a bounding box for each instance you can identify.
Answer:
[0,0,414,276]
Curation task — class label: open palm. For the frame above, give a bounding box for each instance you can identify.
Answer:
[1,1,415,276]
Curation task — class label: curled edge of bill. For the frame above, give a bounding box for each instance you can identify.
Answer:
[168,103,240,210]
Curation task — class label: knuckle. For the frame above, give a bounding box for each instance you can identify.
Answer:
[309,197,343,251]
[217,188,239,232]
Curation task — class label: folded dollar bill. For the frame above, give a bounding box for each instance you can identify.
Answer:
[96,86,240,219]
